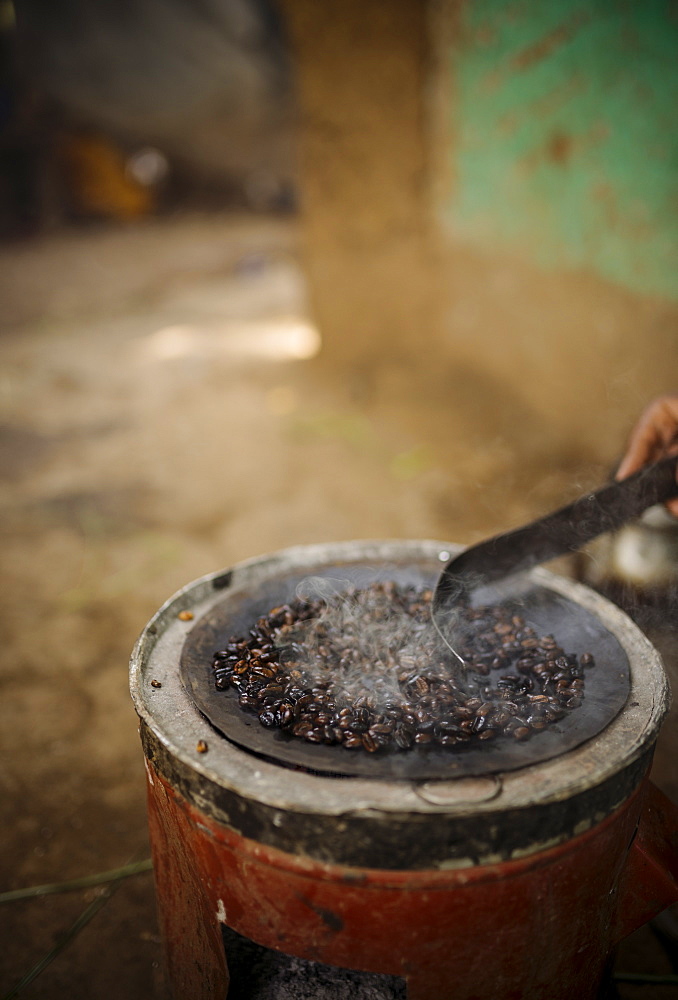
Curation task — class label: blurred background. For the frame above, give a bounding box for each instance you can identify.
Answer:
[0,0,677,996]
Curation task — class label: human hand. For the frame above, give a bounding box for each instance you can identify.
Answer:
[616,395,678,517]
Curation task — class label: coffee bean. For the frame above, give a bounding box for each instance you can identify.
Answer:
[213,582,589,754]
[414,732,433,745]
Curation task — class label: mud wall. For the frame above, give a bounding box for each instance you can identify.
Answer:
[283,0,677,453]
[279,0,442,370]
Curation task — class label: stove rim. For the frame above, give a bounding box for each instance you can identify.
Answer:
[130,538,668,823]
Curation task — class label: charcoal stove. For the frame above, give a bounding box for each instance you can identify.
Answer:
[130,540,678,1000]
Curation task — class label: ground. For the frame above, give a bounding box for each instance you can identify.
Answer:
[0,212,676,998]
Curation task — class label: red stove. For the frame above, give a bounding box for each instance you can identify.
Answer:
[130,540,678,999]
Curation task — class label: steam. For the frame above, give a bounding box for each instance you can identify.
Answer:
[274,577,469,711]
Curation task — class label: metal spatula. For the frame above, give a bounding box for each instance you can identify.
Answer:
[432,455,678,635]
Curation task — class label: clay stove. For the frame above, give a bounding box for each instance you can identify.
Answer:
[130,540,678,1000]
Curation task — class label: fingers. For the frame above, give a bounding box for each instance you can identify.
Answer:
[616,395,678,480]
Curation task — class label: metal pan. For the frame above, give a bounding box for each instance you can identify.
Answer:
[180,558,630,780]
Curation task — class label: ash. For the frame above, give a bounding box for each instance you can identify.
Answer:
[222,926,406,1000]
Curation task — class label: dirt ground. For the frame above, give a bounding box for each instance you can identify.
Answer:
[0,212,677,998]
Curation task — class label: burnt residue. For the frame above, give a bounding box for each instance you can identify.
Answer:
[295,893,344,933]
[213,570,233,590]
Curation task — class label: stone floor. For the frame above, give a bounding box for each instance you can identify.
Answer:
[0,212,676,998]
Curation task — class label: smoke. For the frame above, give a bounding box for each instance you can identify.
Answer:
[273,578,468,712]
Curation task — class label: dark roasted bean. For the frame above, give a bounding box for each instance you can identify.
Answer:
[494,623,513,635]
[288,721,307,738]
[392,725,413,749]
[414,732,433,745]
[370,722,394,735]
[454,705,474,719]
[277,703,296,727]
[213,582,588,753]
[250,663,276,678]
[437,735,457,746]
[434,718,461,733]
[261,685,284,702]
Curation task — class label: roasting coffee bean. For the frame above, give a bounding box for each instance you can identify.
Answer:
[211,582,591,754]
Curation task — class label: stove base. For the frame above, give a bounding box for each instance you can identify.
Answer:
[144,763,678,1000]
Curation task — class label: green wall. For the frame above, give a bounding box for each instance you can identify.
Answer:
[444,0,678,299]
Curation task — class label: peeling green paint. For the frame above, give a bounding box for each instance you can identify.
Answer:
[444,0,678,299]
